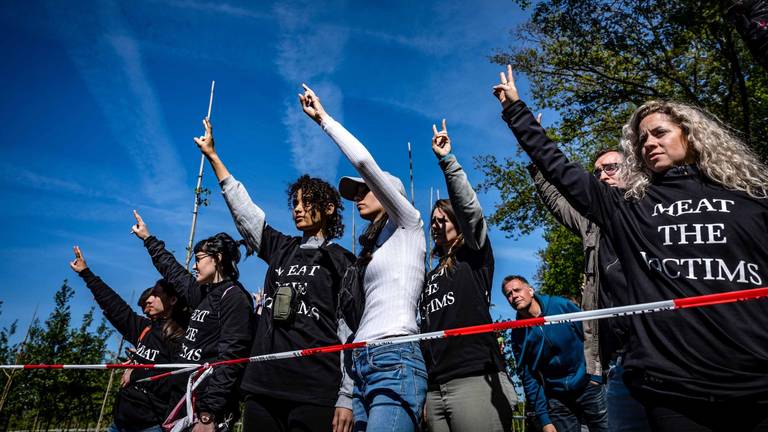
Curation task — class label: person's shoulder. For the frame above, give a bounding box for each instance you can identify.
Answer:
[322,242,357,271]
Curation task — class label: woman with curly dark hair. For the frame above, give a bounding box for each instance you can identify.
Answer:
[194,118,356,432]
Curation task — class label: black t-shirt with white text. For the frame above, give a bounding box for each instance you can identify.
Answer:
[78,268,181,429]
[420,239,507,384]
[143,236,254,418]
[240,225,354,406]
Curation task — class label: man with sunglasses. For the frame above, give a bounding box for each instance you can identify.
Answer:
[529,148,651,431]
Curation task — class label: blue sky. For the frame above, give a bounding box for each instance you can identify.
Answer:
[1,0,547,345]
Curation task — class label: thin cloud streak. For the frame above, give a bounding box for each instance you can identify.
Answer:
[156,0,272,20]
[48,0,188,205]
[274,1,349,180]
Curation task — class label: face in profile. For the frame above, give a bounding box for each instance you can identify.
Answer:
[193,251,218,284]
[503,279,534,311]
[292,189,330,234]
[143,286,175,319]
[593,151,625,188]
[353,183,385,221]
[431,206,458,248]
[638,113,691,173]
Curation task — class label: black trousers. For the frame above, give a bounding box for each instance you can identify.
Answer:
[639,393,768,432]
[242,394,335,432]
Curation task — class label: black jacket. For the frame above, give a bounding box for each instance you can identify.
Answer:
[78,268,180,428]
[503,100,768,402]
[143,236,254,419]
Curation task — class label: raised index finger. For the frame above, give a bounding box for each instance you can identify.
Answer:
[73,246,81,259]
[133,210,144,225]
[499,71,508,85]
[441,118,447,133]
[302,83,316,97]
[432,124,439,136]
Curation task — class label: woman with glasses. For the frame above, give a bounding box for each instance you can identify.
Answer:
[131,213,253,432]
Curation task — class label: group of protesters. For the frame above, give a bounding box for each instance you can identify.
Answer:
[63,6,768,429]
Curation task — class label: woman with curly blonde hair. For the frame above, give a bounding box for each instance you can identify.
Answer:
[619,100,768,201]
[494,65,768,431]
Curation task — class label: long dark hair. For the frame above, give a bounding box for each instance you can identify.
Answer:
[357,214,389,266]
[431,199,465,273]
[138,279,189,344]
[193,232,242,282]
[287,175,345,241]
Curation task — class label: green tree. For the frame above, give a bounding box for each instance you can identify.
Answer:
[478,0,768,297]
[3,280,114,430]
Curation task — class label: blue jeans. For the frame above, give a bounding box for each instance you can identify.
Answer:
[547,381,608,432]
[607,358,651,432]
[350,341,428,432]
[108,424,163,432]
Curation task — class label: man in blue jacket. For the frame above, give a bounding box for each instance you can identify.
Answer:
[503,275,608,432]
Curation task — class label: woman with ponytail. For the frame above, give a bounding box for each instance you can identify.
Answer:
[300,84,428,432]
[131,214,253,432]
[192,118,356,432]
[69,246,187,432]
[420,120,518,432]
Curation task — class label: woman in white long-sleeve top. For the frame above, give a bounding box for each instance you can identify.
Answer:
[300,84,428,432]
[420,120,518,432]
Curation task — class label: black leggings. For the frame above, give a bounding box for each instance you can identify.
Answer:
[242,394,335,432]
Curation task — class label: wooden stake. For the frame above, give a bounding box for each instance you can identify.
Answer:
[0,304,38,415]
[407,142,415,206]
[185,81,216,270]
[95,289,134,431]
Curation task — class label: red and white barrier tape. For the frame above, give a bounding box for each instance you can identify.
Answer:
[0,362,198,370]
[3,286,767,380]
[139,285,768,383]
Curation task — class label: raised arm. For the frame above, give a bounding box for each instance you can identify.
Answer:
[528,164,589,237]
[69,246,149,344]
[130,211,203,308]
[431,119,487,250]
[194,118,266,255]
[492,66,617,227]
[300,84,420,229]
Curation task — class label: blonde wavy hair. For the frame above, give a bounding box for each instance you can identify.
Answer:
[619,100,768,200]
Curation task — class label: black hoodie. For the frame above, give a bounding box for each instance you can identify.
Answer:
[143,236,254,420]
[78,268,181,428]
[503,100,768,402]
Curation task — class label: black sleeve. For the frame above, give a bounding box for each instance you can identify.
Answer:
[143,236,203,308]
[196,288,254,416]
[502,101,620,228]
[726,0,768,71]
[257,225,298,266]
[78,268,150,345]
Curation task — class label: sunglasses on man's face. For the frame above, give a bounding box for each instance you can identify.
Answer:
[593,163,620,178]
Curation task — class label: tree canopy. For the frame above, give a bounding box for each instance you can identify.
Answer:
[478,0,768,296]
